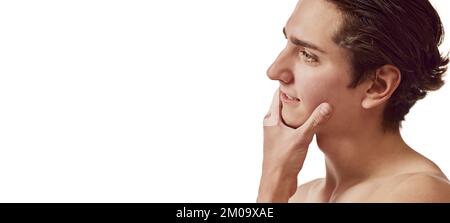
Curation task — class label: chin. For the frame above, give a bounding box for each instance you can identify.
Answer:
[281,109,307,129]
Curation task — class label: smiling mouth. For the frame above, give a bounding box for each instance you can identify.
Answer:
[280,91,300,104]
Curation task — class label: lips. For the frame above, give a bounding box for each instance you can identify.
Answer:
[280,89,300,104]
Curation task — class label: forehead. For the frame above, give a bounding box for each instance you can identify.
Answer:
[286,0,342,51]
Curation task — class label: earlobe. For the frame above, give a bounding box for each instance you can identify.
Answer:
[361,65,401,109]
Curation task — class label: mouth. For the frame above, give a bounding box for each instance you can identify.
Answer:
[280,90,300,104]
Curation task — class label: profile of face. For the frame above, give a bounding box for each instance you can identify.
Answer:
[267,0,366,132]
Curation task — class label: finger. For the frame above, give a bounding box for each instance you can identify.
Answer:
[263,88,283,126]
[296,102,333,141]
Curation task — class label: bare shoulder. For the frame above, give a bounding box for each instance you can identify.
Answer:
[288,178,324,203]
[375,172,450,202]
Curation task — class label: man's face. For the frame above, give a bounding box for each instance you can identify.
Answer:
[267,0,362,130]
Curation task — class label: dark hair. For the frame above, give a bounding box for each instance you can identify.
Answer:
[325,0,448,131]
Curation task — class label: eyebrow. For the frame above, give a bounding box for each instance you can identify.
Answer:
[283,27,326,54]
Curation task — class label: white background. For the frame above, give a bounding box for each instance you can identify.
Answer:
[0,0,449,202]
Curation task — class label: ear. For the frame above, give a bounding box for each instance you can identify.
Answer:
[361,65,401,109]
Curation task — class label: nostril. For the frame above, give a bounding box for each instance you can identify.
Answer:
[279,72,294,84]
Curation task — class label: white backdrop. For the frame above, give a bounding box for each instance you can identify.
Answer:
[0,0,448,202]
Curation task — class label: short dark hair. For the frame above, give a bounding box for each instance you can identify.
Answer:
[325,0,448,131]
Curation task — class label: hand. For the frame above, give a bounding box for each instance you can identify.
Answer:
[257,88,333,202]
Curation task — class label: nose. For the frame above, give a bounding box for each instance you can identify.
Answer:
[266,48,294,84]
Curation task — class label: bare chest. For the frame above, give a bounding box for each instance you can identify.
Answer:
[302,181,390,203]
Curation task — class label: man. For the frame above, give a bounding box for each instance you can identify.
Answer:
[258,0,450,202]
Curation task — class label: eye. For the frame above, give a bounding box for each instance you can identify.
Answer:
[299,50,318,64]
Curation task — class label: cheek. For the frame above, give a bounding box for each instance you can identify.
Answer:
[297,73,341,112]
[281,63,352,129]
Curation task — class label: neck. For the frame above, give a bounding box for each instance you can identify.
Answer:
[316,124,409,191]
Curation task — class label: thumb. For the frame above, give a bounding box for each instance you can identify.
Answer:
[296,102,333,142]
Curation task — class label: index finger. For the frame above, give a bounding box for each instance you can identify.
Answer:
[263,88,282,126]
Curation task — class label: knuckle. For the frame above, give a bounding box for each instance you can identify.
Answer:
[311,116,320,127]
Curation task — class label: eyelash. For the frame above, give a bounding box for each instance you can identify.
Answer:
[299,49,318,64]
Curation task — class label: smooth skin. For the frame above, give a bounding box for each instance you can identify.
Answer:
[257,0,450,203]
